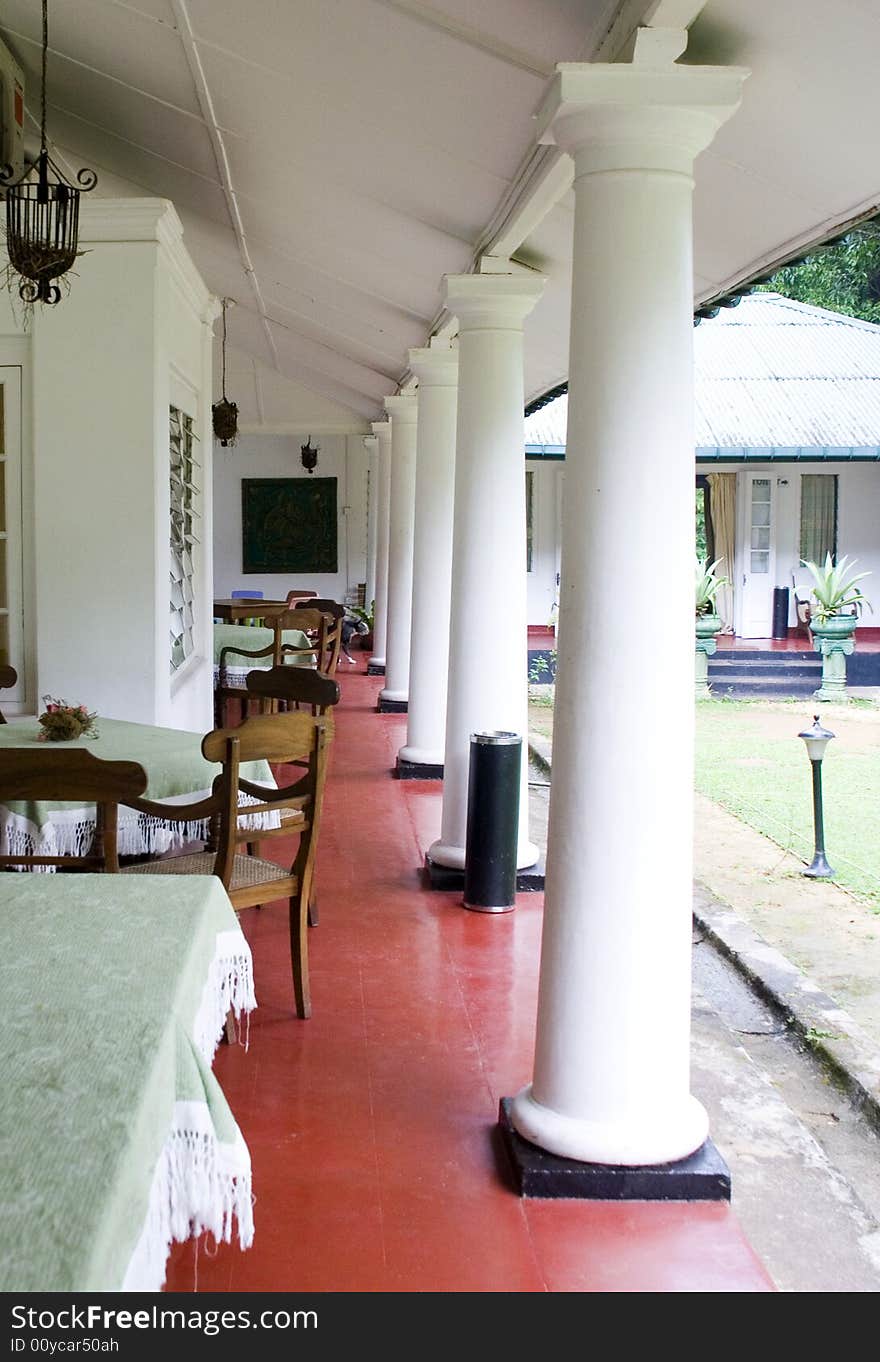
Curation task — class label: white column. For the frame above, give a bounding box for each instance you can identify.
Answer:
[428,272,545,869]
[368,420,392,671]
[379,394,419,705]
[363,434,379,611]
[399,343,459,770]
[511,58,748,1166]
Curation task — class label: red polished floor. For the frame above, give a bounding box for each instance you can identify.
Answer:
[166,664,773,1293]
[717,629,880,651]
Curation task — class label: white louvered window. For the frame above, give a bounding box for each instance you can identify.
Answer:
[169,406,200,673]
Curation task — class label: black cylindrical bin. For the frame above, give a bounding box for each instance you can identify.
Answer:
[463,731,521,913]
[772,586,790,639]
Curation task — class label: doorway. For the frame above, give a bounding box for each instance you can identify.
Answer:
[736,471,776,638]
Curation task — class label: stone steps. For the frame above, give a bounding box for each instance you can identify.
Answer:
[708,650,821,699]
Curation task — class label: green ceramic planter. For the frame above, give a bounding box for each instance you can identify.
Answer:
[810,614,858,701]
[695,614,722,697]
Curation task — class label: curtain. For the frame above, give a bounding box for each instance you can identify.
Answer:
[800,474,838,564]
[707,472,736,632]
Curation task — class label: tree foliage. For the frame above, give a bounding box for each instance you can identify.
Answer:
[758,222,880,323]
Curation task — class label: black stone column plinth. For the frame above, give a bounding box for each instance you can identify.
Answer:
[497,1098,731,1201]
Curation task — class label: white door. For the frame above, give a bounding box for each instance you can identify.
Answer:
[738,472,776,638]
[525,463,562,628]
[0,367,24,710]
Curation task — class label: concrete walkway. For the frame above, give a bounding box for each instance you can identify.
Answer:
[528,728,880,1133]
[529,724,880,1289]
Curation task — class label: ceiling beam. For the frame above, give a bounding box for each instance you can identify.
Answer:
[0,22,213,130]
[371,0,555,79]
[477,1,708,268]
[168,0,280,369]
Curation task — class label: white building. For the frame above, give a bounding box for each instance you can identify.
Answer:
[524,293,880,643]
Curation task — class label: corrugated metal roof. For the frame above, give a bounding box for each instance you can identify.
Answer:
[523,294,880,451]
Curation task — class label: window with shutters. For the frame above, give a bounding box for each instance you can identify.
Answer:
[169,406,200,673]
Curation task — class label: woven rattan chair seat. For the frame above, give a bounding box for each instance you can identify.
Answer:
[122,851,293,891]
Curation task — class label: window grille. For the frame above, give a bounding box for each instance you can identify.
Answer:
[169,406,200,673]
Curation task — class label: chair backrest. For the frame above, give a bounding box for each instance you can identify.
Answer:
[246,665,340,716]
[218,609,323,671]
[285,589,318,606]
[0,665,17,724]
[306,600,345,676]
[0,747,148,870]
[201,712,332,897]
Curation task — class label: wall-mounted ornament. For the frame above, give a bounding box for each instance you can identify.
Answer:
[0,0,97,306]
[301,436,319,474]
[212,297,239,446]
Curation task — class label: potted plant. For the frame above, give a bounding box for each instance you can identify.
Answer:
[802,554,872,700]
[695,557,729,697]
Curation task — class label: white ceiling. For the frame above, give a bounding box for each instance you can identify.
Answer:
[2,1,879,429]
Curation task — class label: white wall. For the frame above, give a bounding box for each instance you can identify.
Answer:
[213,433,368,603]
[2,199,218,729]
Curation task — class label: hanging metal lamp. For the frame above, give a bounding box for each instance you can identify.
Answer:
[1,0,97,305]
[301,436,319,473]
[212,297,238,446]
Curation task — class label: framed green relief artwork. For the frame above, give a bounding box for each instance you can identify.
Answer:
[242,478,338,574]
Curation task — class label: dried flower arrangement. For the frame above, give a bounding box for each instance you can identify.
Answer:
[37,697,99,742]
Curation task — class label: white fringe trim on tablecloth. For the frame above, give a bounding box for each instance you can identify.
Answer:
[213,664,269,687]
[192,928,258,1063]
[0,791,281,872]
[120,1099,254,1292]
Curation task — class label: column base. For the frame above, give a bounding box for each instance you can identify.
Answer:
[377,696,408,713]
[396,755,443,780]
[497,1099,730,1201]
[367,660,386,676]
[424,850,544,892]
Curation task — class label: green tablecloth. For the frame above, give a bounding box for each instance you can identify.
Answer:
[0,874,256,1291]
[213,624,315,682]
[0,717,277,861]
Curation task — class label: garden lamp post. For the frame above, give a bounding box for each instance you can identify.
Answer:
[798,715,835,878]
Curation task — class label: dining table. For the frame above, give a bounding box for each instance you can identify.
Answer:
[213,622,316,687]
[212,593,317,623]
[0,716,279,865]
[0,873,256,1291]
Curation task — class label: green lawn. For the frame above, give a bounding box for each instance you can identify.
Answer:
[528,692,880,910]
[694,699,880,910]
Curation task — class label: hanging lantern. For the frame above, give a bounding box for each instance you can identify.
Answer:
[212,297,239,446]
[1,0,97,305]
[301,436,319,474]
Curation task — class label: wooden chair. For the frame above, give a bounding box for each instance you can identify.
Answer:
[246,665,340,717]
[243,667,339,925]
[215,608,324,726]
[793,587,813,639]
[0,665,16,723]
[120,711,332,1018]
[230,588,264,626]
[301,600,345,677]
[0,747,147,871]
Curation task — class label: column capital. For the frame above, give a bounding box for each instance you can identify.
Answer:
[408,344,459,387]
[384,393,419,423]
[537,61,749,176]
[443,273,546,331]
[371,419,392,444]
[363,433,378,452]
